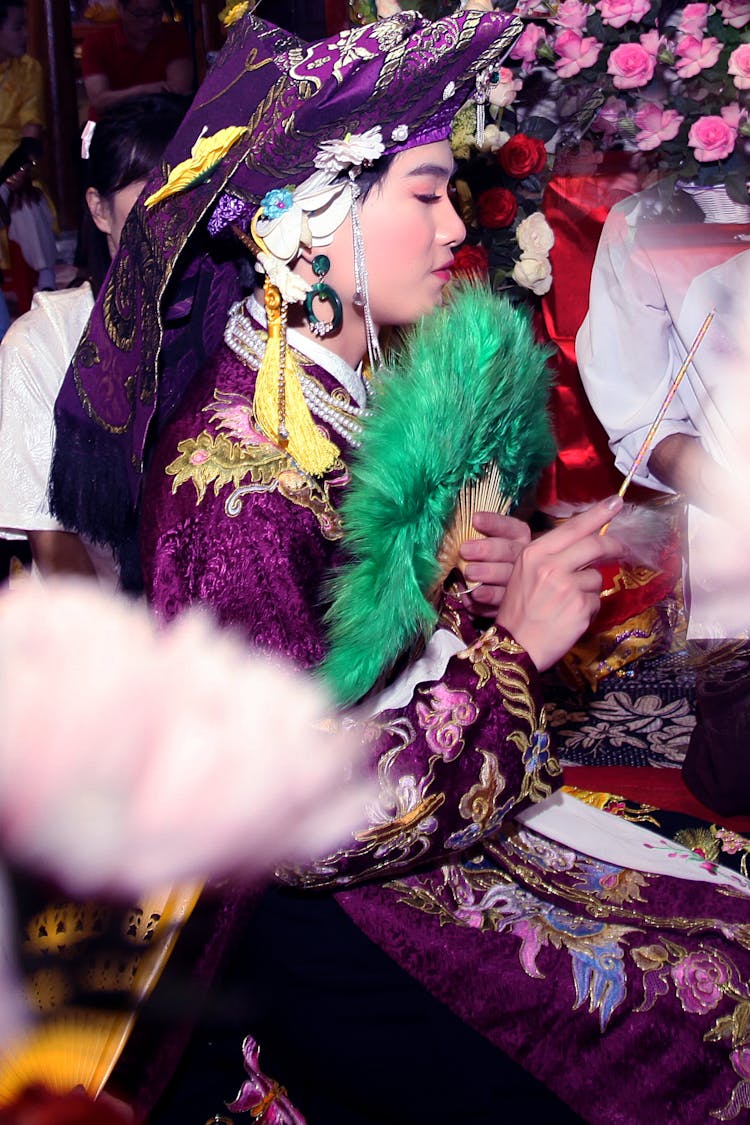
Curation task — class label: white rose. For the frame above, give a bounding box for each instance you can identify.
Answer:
[515,211,555,257]
[512,254,553,296]
[480,124,510,153]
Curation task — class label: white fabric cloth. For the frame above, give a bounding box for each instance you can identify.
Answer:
[518,790,750,896]
[576,190,750,637]
[0,285,116,581]
[2,190,57,273]
[0,285,93,537]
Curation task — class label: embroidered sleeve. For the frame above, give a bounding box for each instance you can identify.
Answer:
[283,624,561,889]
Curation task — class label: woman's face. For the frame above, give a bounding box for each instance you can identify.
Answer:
[0,6,27,61]
[318,140,465,341]
[361,140,465,328]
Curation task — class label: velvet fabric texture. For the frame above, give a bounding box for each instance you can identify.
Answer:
[140,304,750,1124]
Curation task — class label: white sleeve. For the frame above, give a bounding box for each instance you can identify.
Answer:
[576,201,698,493]
[0,288,93,537]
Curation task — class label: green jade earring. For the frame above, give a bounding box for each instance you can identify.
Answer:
[304,254,343,338]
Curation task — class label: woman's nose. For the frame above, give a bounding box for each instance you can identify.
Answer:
[441,195,466,247]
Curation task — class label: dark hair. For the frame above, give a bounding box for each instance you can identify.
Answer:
[82,92,189,294]
[0,1,24,27]
[356,153,395,202]
[85,92,189,197]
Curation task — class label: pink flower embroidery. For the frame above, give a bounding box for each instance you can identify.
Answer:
[607,42,657,88]
[554,29,602,77]
[671,950,729,1015]
[716,827,750,854]
[415,683,478,761]
[731,1048,750,1081]
[633,102,684,149]
[675,34,722,78]
[228,1036,307,1124]
[679,2,712,35]
[510,22,548,68]
[597,0,650,27]
[729,44,750,90]
[688,113,737,160]
[717,0,750,26]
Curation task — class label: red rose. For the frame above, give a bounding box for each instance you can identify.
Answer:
[451,242,490,279]
[476,187,518,229]
[497,134,547,178]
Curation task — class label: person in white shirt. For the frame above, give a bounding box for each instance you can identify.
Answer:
[577,187,750,637]
[0,92,187,580]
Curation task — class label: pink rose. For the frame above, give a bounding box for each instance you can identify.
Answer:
[554,28,602,77]
[639,28,663,57]
[514,0,549,14]
[632,102,684,149]
[675,34,722,78]
[717,0,750,25]
[552,0,592,29]
[671,951,728,1015]
[688,114,738,160]
[729,44,750,90]
[679,2,712,34]
[591,95,628,137]
[597,0,650,27]
[607,42,657,88]
[510,22,548,68]
[721,102,748,130]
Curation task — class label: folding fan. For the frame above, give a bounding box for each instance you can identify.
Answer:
[0,881,202,1104]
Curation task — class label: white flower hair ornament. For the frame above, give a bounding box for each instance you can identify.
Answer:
[313,126,385,177]
[251,172,352,303]
[250,129,384,306]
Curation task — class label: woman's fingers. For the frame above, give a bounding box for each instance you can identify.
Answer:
[494,496,626,672]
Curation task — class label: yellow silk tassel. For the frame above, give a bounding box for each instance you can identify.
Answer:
[253,279,340,477]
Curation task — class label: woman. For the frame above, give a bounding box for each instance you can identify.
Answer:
[50,11,750,1125]
[0,92,187,579]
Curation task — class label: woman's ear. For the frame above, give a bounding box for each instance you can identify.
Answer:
[85,187,113,236]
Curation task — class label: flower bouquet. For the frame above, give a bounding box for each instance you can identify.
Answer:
[505,0,750,200]
[449,68,557,298]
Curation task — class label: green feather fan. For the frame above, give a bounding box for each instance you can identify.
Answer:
[321,283,556,708]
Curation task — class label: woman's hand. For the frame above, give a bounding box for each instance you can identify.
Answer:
[495,496,625,672]
[459,511,530,614]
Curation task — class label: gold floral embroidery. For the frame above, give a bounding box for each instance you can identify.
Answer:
[356,793,446,847]
[166,430,287,503]
[166,388,347,538]
[458,628,559,805]
[458,748,506,831]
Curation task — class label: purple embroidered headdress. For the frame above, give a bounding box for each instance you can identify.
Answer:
[49,8,520,586]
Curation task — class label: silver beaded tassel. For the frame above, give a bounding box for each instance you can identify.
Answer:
[349,174,383,375]
[475,70,489,149]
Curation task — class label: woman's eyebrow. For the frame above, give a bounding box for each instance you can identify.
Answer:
[406,161,458,179]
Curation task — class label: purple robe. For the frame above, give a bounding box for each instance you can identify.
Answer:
[141,306,750,1124]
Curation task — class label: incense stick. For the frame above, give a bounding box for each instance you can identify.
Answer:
[618,308,715,499]
[599,308,715,535]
